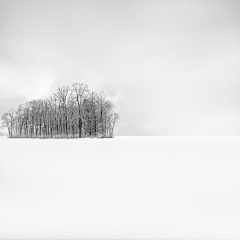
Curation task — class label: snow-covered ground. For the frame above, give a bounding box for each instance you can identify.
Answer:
[0,136,239,239]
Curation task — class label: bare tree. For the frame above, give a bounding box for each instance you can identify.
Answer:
[110,113,119,138]
[54,86,70,137]
[71,83,89,138]
[1,82,119,139]
[1,112,11,137]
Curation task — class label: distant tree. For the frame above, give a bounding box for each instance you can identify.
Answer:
[1,83,119,139]
[53,86,69,137]
[110,113,119,138]
[1,112,11,137]
[0,109,15,137]
[71,83,89,138]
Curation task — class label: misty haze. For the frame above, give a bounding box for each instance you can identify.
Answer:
[0,0,240,240]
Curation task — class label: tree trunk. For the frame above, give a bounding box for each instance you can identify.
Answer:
[79,118,82,138]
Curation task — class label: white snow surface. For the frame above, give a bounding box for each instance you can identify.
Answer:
[0,136,239,240]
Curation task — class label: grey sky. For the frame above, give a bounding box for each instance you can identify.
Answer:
[0,0,240,135]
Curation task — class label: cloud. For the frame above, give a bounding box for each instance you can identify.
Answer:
[0,0,239,135]
[0,62,55,101]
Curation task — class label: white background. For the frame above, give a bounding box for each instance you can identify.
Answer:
[1,137,239,239]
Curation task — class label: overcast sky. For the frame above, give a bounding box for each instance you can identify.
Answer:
[0,0,239,135]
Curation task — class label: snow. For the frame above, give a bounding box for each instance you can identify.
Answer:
[0,136,239,239]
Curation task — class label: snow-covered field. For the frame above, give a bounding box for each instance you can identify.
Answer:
[0,136,239,240]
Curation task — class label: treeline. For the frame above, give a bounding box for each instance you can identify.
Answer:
[1,83,119,138]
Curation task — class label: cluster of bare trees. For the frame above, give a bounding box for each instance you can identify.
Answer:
[1,83,119,138]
